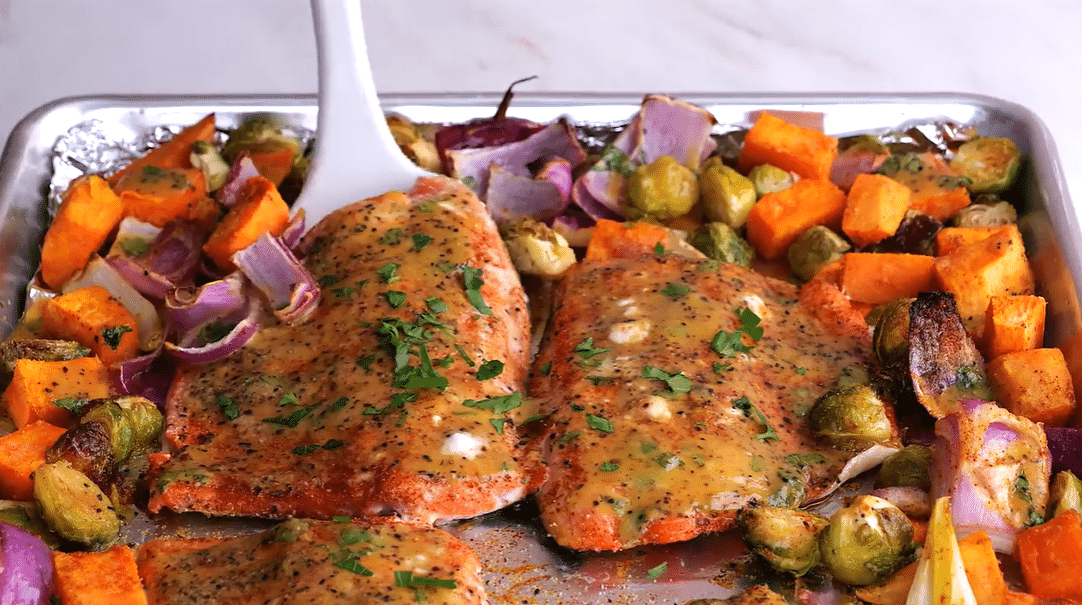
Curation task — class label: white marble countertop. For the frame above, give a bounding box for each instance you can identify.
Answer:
[2,0,1080,209]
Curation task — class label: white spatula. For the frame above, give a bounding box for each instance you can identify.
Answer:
[295,0,431,228]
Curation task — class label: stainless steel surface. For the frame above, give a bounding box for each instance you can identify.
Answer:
[0,92,1077,604]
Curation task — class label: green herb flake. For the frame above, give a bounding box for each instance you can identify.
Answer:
[556,431,582,445]
[394,570,457,590]
[278,392,299,407]
[641,366,692,394]
[293,444,321,455]
[476,359,504,381]
[333,558,374,576]
[356,355,376,370]
[332,516,351,523]
[216,394,239,420]
[463,391,523,415]
[573,338,611,360]
[378,228,404,245]
[462,265,493,315]
[593,146,635,178]
[317,274,342,287]
[118,238,151,257]
[322,438,345,450]
[412,233,432,250]
[454,344,476,367]
[732,396,778,442]
[539,361,553,376]
[654,242,666,255]
[331,287,354,299]
[52,396,89,414]
[1015,472,1033,504]
[490,417,507,435]
[600,461,620,472]
[795,367,807,375]
[711,306,764,358]
[385,290,408,308]
[785,453,826,467]
[660,282,690,298]
[647,561,668,580]
[263,403,319,428]
[326,397,350,413]
[586,375,615,386]
[101,325,132,350]
[376,263,400,284]
[586,414,614,433]
[425,297,448,314]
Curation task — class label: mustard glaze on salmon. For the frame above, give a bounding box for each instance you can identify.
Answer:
[529,255,876,551]
[148,177,539,524]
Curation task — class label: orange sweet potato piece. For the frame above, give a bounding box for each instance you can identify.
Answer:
[981,295,1046,360]
[202,176,290,272]
[880,152,971,221]
[958,531,1008,605]
[935,226,1011,257]
[1,357,110,428]
[39,175,126,290]
[114,166,212,228]
[934,224,1035,336]
[0,420,66,501]
[584,219,691,261]
[840,252,937,306]
[737,113,838,180]
[745,179,847,260]
[841,173,912,247]
[987,348,1076,427]
[1017,509,1082,599]
[41,286,140,367]
[853,561,918,605]
[54,545,148,605]
[248,148,296,187]
[107,113,216,187]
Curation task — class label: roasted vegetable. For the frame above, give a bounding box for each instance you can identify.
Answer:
[872,297,914,372]
[2,357,110,428]
[877,445,932,490]
[107,114,216,188]
[1047,470,1082,519]
[748,164,797,198]
[737,502,829,576]
[0,421,68,501]
[690,222,754,267]
[221,116,301,165]
[840,252,936,306]
[699,157,756,228]
[809,384,895,451]
[387,115,441,173]
[745,179,847,260]
[0,519,56,604]
[878,152,970,222]
[202,176,291,272]
[908,291,992,417]
[1015,508,1082,599]
[0,339,91,389]
[0,503,60,549]
[45,420,115,488]
[189,139,231,192]
[33,460,121,549]
[625,155,699,220]
[79,396,164,464]
[950,137,1022,194]
[53,546,147,605]
[953,199,1017,227]
[987,348,1076,427]
[819,495,915,586]
[738,113,838,181]
[39,175,126,290]
[863,212,942,256]
[501,219,577,277]
[787,226,849,282]
[841,173,912,247]
[981,295,1046,360]
[40,286,142,366]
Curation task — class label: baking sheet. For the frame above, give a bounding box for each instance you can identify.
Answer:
[0,92,1079,604]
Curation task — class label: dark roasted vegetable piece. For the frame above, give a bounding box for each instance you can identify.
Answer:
[45,421,115,488]
[690,222,754,267]
[434,76,543,174]
[861,212,942,256]
[33,460,121,549]
[1048,470,1082,520]
[950,137,1022,193]
[809,384,895,451]
[737,502,829,576]
[872,298,915,373]
[0,339,91,388]
[877,445,932,490]
[220,116,301,165]
[79,396,163,464]
[908,292,992,418]
[952,199,1018,227]
[787,226,850,282]
[819,495,915,586]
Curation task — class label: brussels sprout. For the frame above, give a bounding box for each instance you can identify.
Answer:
[387,115,442,173]
[819,495,915,586]
[809,384,894,451]
[0,339,91,389]
[1048,470,1082,520]
[113,395,164,454]
[872,298,914,372]
[748,164,797,198]
[189,140,230,192]
[46,421,115,488]
[626,155,699,221]
[737,502,829,576]
[501,219,577,277]
[952,199,1017,228]
[700,157,756,227]
[877,445,932,490]
[79,396,163,465]
[33,461,121,549]
[787,226,851,282]
[950,137,1022,193]
[221,115,301,164]
[690,222,754,268]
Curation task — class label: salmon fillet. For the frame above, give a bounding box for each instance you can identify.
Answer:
[529,255,876,551]
[137,518,488,605]
[149,177,539,524]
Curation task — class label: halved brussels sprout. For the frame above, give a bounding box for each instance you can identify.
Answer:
[501,219,577,277]
[33,461,121,549]
[950,137,1022,193]
[819,495,915,586]
[808,384,894,451]
[1048,470,1082,520]
[700,157,756,227]
[387,115,441,173]
[0,339,91,389]
[787,226,850,282]
[79,396,163,465]
[872,298,915,372]
[748,164,797,199]
[952,199,1017,228]
[189,140,230,192]
[626,155,699,221]
[737,502,829,576]
[690,222,754,268]
[221,115,301,164]
[46,421,115,488]
[877,445,932,490]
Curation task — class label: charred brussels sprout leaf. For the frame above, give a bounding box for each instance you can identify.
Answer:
[952,199,1018,227]
[33,461,122,549]
[690,222,754,268]
[737,502,829,576]
[45,421,116,488]
[950,137,1022,193]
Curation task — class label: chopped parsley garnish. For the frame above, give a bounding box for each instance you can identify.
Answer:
[785,453,826,467]
[332,515,351,523]
[326,397,350,413]
[376,318,448,391]
[462,265,492,315]
[317,274,342,287]
[118,238,151,257]
[647,561,668,579]
[378,228,404,245]
[660,282,690,298]
[463,391,523,415]
[654,242,666,255]
[641,366,692,394]
[454,343,476,367]
[385,290,407,308]
[263,403,319,428]
[555,431,582,445]
[53,396,89,414]
[460,176,476,188]
[733,396,778,442]
[199,321,233,344]
[711,307,764,358]
[490,418,507,435]
[332,287,354,299]
[425,297,447,313]
[593,146,635,177]
[586,414,614,433]
[412,233,432,250]
[216,394,239,420]
[573,338,611,360]
[476,359,504,381]
[365,392,417,415]
[795,367,807,375]
[713,361,732,374]
[322,439,345,450]
[394,570,457,590]
[1015,472,1033,503]
[356,355,375,370]
[539,361,553,376]
[376,263,399,284]
[333,559,374,576]
[600,461,620,472]
[586,375,615,386]
[293,444,320,455]
[279,392,299,406]
[101,325,132,350]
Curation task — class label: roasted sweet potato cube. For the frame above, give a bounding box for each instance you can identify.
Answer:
[39,175,125,290]
[202,175,290,272]
[935,226,1012,257]
[840,252,937,306]
[981,295,1046,360]
[1,357,110,428]
[115,166,209,228]
[745,179,847,260]
[842,173,912,247]
[737,113,838,181]
[0,420,66,501]
[40,286,140,367]
[987,348,1076,426]
[933,224,1034,336]
[53,545,148,605]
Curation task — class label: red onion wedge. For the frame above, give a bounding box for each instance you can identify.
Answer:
[164,295,264,364]
[232,232,320,325]
[217,152,261,207]
[932,400,1050,553]
[164,273,264,363]
[107,219,206,300]
[0,521,54,605]
[1043,427,1082,478]
[485,162,572,227]
[280,210,307,251]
